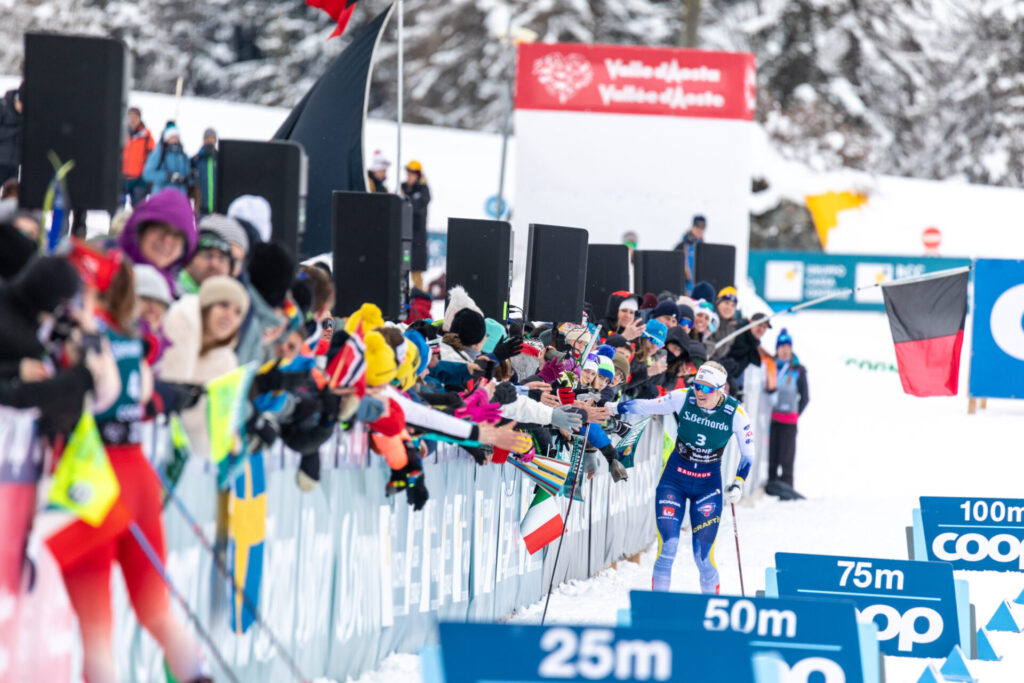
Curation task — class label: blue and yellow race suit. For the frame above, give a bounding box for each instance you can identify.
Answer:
[611,388,753,593]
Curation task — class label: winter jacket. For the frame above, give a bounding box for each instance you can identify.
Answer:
[235,280,283,369]
[772,359,809,423]
[0,89,22,170]
[118,189,198,296]
[157,294,239,457]
[401,178,431,271]
[122,123,155,180]
[143,141,192,196]
[499,394,554,425]
[367,173,387,193]
[707,313,740,360]
[721,329,762,387]
[191,145,217,214]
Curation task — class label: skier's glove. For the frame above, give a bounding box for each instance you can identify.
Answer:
[550,405,583,431]
[725,481,743,504]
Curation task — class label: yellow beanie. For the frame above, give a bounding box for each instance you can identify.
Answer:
[395,342,420,391]
[345,303,384,337]
[364,331,398,386]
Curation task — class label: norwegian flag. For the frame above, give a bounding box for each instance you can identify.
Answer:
[307,0,360,38]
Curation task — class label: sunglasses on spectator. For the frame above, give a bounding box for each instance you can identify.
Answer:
[694,382,720,394]
[679,319,693,330]
[719,295,738,304]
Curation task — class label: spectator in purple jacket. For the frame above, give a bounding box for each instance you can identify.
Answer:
[117,189,198,297]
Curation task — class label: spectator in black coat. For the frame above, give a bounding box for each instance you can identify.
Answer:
[0,86,23,183]
[721,312,771,397]
[401,160,431,290]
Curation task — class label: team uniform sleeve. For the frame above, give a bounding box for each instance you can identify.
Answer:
[731,403,754,482]
[387,389,478,441]
[610,389,687,417]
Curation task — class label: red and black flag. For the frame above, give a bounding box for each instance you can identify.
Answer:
[307,0,360,39]
[882,269,969,397]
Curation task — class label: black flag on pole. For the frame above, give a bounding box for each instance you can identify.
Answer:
[274,4,393,256]
[882,270,969,397]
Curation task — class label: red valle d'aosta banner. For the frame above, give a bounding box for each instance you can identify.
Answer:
[516,42,756,121]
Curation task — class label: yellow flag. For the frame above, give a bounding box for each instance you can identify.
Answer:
[206,363,256,464]
[48,412,120,527]
[805,191,868,248]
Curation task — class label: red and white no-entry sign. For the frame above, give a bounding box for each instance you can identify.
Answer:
[923,226,942,254]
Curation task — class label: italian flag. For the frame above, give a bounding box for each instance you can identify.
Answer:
[520,488,563,555]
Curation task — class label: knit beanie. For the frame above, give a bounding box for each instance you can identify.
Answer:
[247,241,296,308]
[10,256,81,316]
[692,281,716,304]
[678,304,695,324]
[364,331,397,386]
[605,333,629,349]
[598,356,615,380]
[133,264,172,306]
[650,300,679,320]
[404,329,430,375]
[596,344,615,360]
[345,302,384,337]
[0,224,36,281]
[640,293,659,310]
[199,214,249,256]
[198,275,250,318]
[443,285,483,332]
[612,353,630,381]
[227,195,272,243]
[643,318,668,348]
[451,308,486,347]
[482,317,506,354]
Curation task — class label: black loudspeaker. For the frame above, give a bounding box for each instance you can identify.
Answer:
[694,243,737,295]
[446,218,513,322]
[332,191,411,319]
[523,223,588,323]
[634,250,685,296]
[586,244,630,317]
[217,139,308,255]
[20,33,126,213]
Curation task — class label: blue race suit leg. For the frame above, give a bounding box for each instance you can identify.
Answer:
[652,454,722,593]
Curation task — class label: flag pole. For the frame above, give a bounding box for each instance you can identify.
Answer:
[396,0,404,182]
[710,265,972,353]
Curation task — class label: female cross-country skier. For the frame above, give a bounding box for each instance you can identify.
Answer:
[606,361,753,594]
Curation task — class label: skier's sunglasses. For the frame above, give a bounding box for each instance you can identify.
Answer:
[694,382,720,394]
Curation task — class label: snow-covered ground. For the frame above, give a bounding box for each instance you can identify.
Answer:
[356,307,1024,683]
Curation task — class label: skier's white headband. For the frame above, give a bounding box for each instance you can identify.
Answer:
[694,364,727,390]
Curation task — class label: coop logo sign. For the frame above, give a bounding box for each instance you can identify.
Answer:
[918,496,1024,572]
[968,259,1024,399]
[771,552,966,659]
[517,43,756,120]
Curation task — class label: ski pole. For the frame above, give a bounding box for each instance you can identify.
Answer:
[128,521,240,683]
[149,460,310,683]
[731,502,746,597]
[541,424,590,626]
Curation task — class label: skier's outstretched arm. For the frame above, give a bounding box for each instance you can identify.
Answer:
[606,389,687,417]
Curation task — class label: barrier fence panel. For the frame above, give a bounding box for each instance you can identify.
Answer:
[101,418,664,681]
